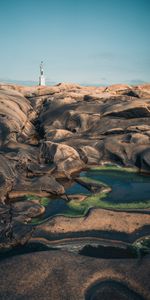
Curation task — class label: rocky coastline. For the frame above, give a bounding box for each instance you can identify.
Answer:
[0,82,150,299]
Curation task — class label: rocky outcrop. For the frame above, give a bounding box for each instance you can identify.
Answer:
[0,251,149,300]
[102,100,150,118]
[33,208,150,241]
[1,82,150,199]
[0,88,35,146]
[40,141,84,176]
[0,82,150,299]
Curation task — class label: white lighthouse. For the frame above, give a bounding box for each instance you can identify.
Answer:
[39,61,46,86]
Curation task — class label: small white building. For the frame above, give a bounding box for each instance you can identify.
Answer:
[39,61,46,86]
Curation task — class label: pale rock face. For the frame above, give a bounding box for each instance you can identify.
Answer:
[41,141,80,162]
[105,84,132,92]
[130,133,150,144]
[78,146,100,164]
[40,141,84,176]
[45,129,73,141]
[0,88,34,147]
[46,97,76,111]
[53,143,80,162]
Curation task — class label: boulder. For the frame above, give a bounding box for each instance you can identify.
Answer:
[130,133,149,144]
[78,145,100,164]
[40,141,84,176]
[102,100,150,118]
[45,129,73,142]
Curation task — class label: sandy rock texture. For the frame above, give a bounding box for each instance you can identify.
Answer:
[0,251,149,300]
[33,208,150,242]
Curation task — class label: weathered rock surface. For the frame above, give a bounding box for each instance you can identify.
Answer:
[0,251,149,300]
[40,141,84,176]
[33,208,150,242]
[0,82,150,202]
[0,82,150,299]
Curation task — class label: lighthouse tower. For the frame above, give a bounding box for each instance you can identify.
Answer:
[39,61,46,86]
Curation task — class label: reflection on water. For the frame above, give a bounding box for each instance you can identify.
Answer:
[30,198,70,223]
[82,169,150,203]
[66,182,91,195]
[27,167,150,224]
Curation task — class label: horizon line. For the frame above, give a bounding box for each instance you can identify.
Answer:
[0,78,149,87]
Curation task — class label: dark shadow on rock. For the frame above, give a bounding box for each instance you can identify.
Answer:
[85,280,145,300]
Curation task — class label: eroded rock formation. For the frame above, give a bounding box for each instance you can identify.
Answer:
[0,82,150,299]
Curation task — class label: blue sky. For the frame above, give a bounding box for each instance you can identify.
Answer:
[0,0,150,85]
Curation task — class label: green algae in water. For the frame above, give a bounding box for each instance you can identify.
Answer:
[26,195,51,207]
[90,165,136,172]
[66,191,109,215]
[27,166,150,224]
[81,166,150,206]
[27,196,89,225]
[64,166,150,214]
